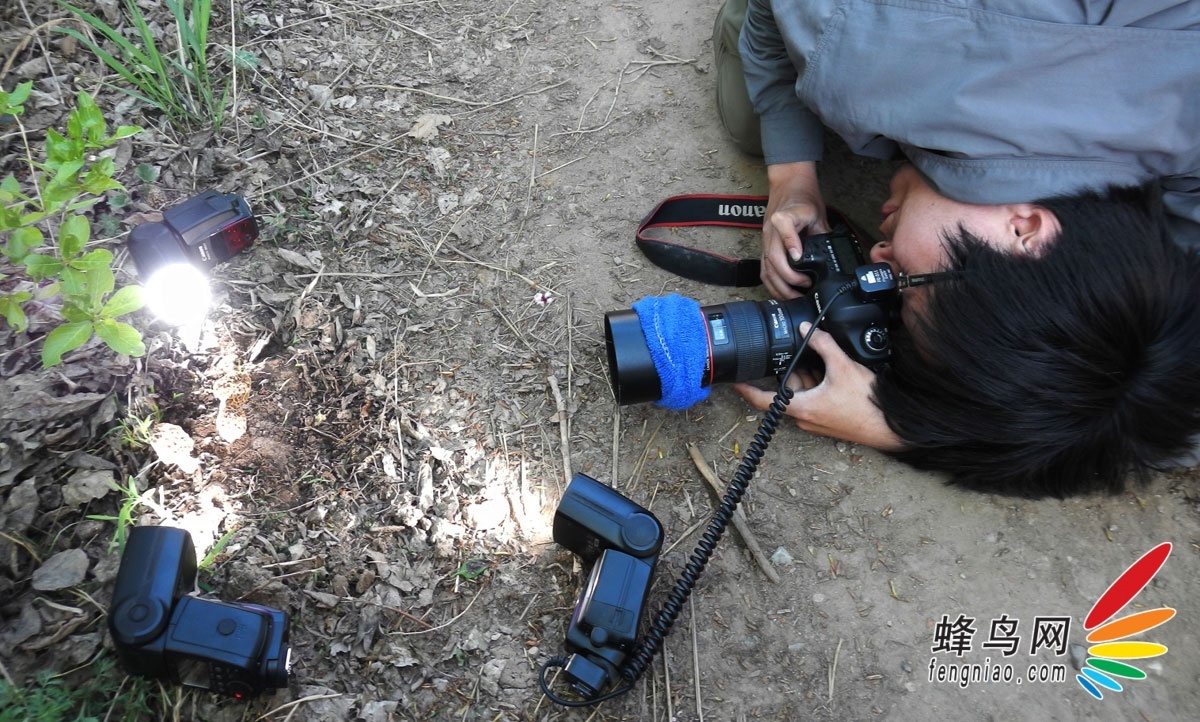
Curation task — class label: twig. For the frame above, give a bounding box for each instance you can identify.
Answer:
[548,375,572,484]
[663,517,708,556]
[611,408,620,489]
[828,638,843,705]
[437,241,561,296]
[691,595,704,722]
[626,421,663,491]
[258,134,410,197]
[385,581,487,636]
[1,16,65,83]
[255,693,344,722]
[357,79,568,112]
[687,443,781,584]
[663,639,674,722]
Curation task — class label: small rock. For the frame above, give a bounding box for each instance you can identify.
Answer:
[770,547,794,565]
[32,548,89,590]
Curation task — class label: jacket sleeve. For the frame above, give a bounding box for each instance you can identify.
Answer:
[1163,175,1200,253]
[739,0,826,165]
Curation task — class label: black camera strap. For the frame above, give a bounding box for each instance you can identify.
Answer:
[635,194,768,287]
[636,194,861,287]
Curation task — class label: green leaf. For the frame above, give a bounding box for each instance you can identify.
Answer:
[70,248,113,272]
[74,92,108,145]
[2,81,33,118]
[110,125,142,141]
[61,302,92,323]
[86,263,115,309]
[101,284,144,318]
[231,48,259,71]
[59,214,90,259]
[24,254,62,280]
[4,226,44,262]
[82,159,123,195]
[0,293,31,332]
[45,128,81,165]
[59,266,86,296]
[42,321,93,367]
[95,319,145,357]
[135,164,160,182]
[0,173,22,201]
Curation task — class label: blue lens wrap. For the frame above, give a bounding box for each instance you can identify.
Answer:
[631,294,711,410]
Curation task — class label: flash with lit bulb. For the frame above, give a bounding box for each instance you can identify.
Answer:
[126,190,258,326]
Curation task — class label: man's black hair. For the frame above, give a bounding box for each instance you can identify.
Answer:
[874,183,1200,497]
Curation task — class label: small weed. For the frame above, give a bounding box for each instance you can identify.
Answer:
[454,558,491,582]
[115,407,161,450]
[56,0,240,132]
[199,527,237,571]
[0,651,160,722]
[87,475,146,552]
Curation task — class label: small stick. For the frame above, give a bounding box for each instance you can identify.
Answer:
[548,375,572,483]
[255,693,344,722]
[828,638,843,704]
[663,636,674,722]
[691,596,704,722]
[687,443,781,584]
[611,408,620,488]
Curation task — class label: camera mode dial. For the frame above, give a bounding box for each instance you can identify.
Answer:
[863,326,889,354]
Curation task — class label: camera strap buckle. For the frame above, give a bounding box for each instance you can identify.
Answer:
[635,195,861,287]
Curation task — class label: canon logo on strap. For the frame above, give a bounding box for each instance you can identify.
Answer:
[717,204,765,218]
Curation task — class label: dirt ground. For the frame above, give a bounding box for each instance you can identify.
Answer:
[2,1,1198,720]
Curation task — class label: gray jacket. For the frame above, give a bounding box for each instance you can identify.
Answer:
[740,0,1200,248]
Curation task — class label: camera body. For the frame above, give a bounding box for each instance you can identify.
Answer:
[553,474,664,698]
[109,526,291,699]
[127,190,258,275]
[605,218,898,405]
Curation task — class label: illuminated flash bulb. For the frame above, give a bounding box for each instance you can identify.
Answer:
[126,190,258,326]
[142,263,211,327]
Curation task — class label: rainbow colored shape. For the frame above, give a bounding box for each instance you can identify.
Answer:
[1077,542,1174,700]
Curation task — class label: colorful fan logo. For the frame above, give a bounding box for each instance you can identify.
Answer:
[1077,542,1174,700]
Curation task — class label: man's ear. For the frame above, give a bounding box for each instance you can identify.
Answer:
[1010,205,1060,258]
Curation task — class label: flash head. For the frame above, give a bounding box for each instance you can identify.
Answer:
[109,526,292,699]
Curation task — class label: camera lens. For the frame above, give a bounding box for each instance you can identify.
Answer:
[604,296,818,406]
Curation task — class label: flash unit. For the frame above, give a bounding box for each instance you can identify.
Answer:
[127,190,258,325]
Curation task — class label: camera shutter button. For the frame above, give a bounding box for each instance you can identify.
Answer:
[218,618,238,636]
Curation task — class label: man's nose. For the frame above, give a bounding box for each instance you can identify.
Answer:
[869,241,893,264]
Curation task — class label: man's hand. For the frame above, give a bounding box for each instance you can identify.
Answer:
[762,161,829,299]
[733,323,906,451]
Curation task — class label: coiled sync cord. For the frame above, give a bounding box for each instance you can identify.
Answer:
[541,283,855,707]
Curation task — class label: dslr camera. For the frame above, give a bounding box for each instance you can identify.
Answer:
[552,473,664,698]
[605,216,898,405]
[109,526,291,699]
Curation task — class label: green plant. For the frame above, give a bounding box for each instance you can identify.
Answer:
[114,406,161,449]
[57,0,230,132]
[199,527,237,570]
[87,475,146,552]
[1,82,146,368]
[0,652,159,722]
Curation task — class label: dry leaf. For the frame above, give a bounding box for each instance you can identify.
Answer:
[406,113,453,141]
